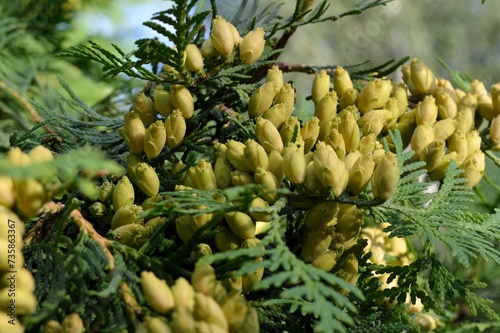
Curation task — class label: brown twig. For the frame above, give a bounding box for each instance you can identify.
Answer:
[0,80,55,134]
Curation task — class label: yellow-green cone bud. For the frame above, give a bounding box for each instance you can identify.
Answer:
[430,152,464,181]
[490,115,500,150]
[112,223,147,247]
[344,150,362,172]
[266,65,284,91]
[226,139,253,173]
[333,66,353,100]
[340,88,359,110]
[458,93,478,111]
[144,120,167,159]
[337,254,359,288]
[44,320,62,333]
[185,44,204,72]
[304,201,340,230]
[410,124,434,160]
[0,288,36,315]
[195,159,217,191]
[61,313,84,333]
[214,157,232,189]
[312,70,330,104]
[371,152,400,200]
[249,197,272,222]
[248,82,278,118]
[410,58,436,95]
[254,167,280,203]
[194,293,229,331]
[165,109,186,149]
[268,149,285,184]
[358,109,392,137]
[491,83,500,117]
[224,211,255,239]
[133,92,157,127]
[111,204,143,229]
[468,130,484,154]
[422,139,445,172]
[300,116,320,153]
[240,27,266,64]
[358,133,377,155]
[339,107,360,152]
[392,83,408,117]
[283,142,306,184]
[455,107,475,133]
[15,178,45,218]
[96,180,113,203]
[28,145,53,163]
[357,79,392,113]
[215,226,241,252]
[462,151,485,188]
[477,93,495,121]
[435,90,457,119]
[448,130,468,158]
[300,226,334,262]
[152,87,173,117]
[348,153,375,195]
[437,78,459,101]
[192,264,217,295]
[170,307,196,333]
[244,139,269,172]
[416,95,438,126]
[112,176,135,211]
[230,170,253,187]
[256,117,284,153]
[0,177,14,208]
[201,37,219,58]
[191,243,213,259]
[263,103,289,128]
[144,316,172,333]
[325,128,346,160]
[141,271,175,314]
[132,162,160,197]
[315,91,338,122]
[280,116,300,146]
[210,15,235,56]
[89,202,107,218]
[241,258,264,294]
[8,146,31,166]
[120,111,145,154]
[311,250,339,272]
[336,210,363,250]
[176,216,195,243]
[432,118,457,141]
[172,277,195,311]
[170,85,194,119]
[274,83,295,116]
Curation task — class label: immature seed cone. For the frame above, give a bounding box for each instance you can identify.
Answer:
[224,211,256,240]
[194,293,229,331]
[28,145,53,163]
[165,109,186,149]
[61,313,84,333]
[132,162,160,197]
[410,58,436,95]
[192,264,217,295]
[256,117,284,153]
[268,149,285,184]
[371,152,400,200]
[152,87,173,117]
[333,66,353,100]
[416,95,438,126]
[185,44,204,72]
[339,108,360,153]
[266,65,284,91]
[201,37,219,58]
[392,83,408,117]
[325,128,346,160]
[0,177,14,208]
[144,120,167,159]
[432,118,457,141]
[283,142,306,184]
[170,85,194,119]
[111,204,143,229]
[461,151,485,188]
[133,92,157,127]
[304,201,340,230]
[249,197,272,222]
[312,70,330,104]
[348,153,375,195]
[300,226,334,262]
[300,117,320,153]
[280,116,301,146]
[491,83,500,117]
[171,277,195,311]
[141,271,175,314]
[274,83,295,116]
[340,88,359,110]
[410,124,434,160]
[311,250,339,272]
[215,226,241,252]
[448,130,468,158]
[210,15,235,56]
[195,159,217,191]
[0,288,36,315]
[239,27,266,65]
[231,170,254,186]
[112,176,135,211]
[112,223,147,247]
[422,139,445,172]
[120,111,145,154]
[490,115,500,150]
[357,79,392,113]
[44,320,62,333]
[226,140,253,173]
[254,167,280,203]
[263,103,289,128]
[248,82,278,118]
[15,178,45,218]
[244,139,269,172]
[314,91,338,122]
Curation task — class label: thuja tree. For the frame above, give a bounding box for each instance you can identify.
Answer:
[1,0,500,332]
